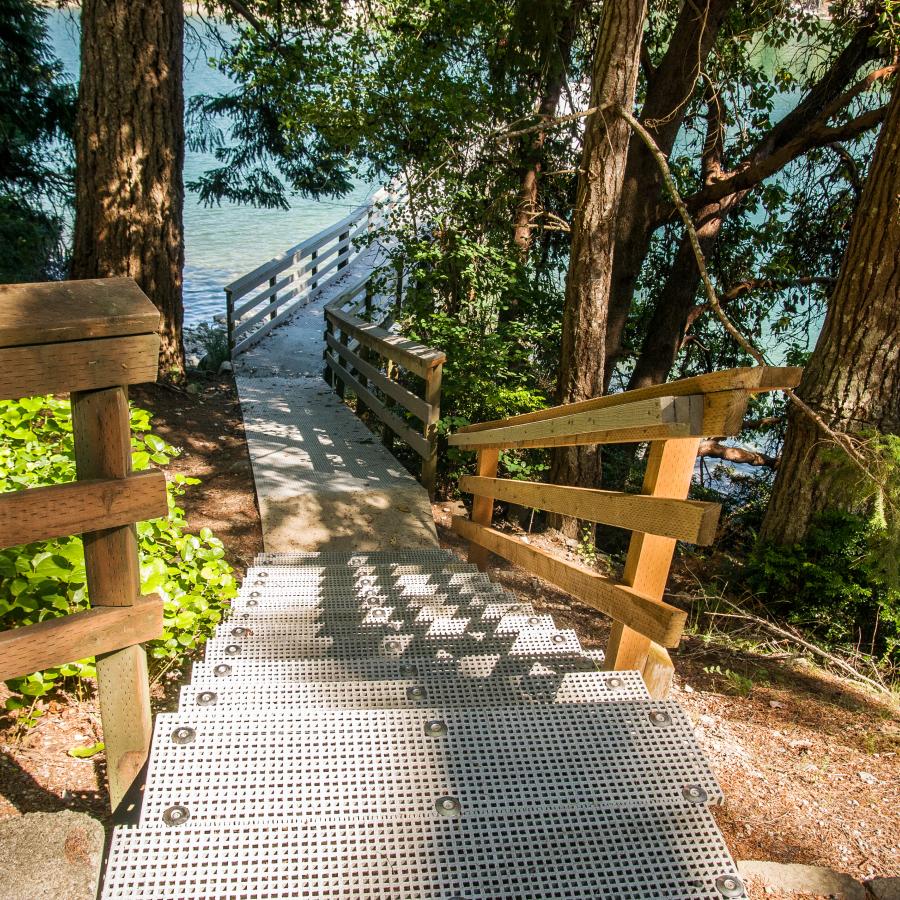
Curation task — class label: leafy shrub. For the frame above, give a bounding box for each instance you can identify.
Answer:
[0,396,237,719]
[748,510,900,663]
[185,322,231,372]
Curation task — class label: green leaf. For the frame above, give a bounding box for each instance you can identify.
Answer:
[68,741,105,759]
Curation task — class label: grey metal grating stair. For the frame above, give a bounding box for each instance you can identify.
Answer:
[102,552,746,898]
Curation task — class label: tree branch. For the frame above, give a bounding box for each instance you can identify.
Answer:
[698,438,779,468]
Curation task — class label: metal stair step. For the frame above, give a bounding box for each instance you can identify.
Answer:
[201,625,583,661]
[222,597,536,627]
[214,612,557,642]
[179,669,649,709]
[138,701,721,825]
[189,650,606,684]
[253,548,458,566]
[104,803,744,899]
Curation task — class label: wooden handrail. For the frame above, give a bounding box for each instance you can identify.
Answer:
[225,189,397,356]
[451,365,802,699]
[0,277,166,810]
[322,266,444,496]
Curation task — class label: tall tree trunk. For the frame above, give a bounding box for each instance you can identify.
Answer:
[549,0,647,534]
[511,0,584,258]
[602,0,733,385]
[72,0,185,378]
[761,81,900,544]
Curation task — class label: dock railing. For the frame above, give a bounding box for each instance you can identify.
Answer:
[0,277,167,810]
[224,187,397,355]
[448,366,803,697]
[323,269,445,496]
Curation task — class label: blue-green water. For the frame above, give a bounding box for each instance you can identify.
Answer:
[47,10,373,326]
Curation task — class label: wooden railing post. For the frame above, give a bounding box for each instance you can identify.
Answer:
[268,275,277,321]
[225,288,234,355]
[422,362,442,499]
[382,359,397,452]
[310,248,319,291]
[337,230,350,270]
[468,448,499,571]
[71,385,153,810]
[605,438,700,695]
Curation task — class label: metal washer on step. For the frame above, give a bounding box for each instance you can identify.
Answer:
[682,784,708,803]
[424,719,447,737]
[196,691,217,706]
[715,875,746,898]
[171,726,196,745]
[214,664,232,677]
[224,644,242,656]
[435,796,461,818]
[162,805,190,827]
[649,710,671,726]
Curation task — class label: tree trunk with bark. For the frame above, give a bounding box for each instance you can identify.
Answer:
[549,0,646,533]
[511,0,584,258]
[603,0,734,384]
[72,0,185,378]
[761,80,900,544]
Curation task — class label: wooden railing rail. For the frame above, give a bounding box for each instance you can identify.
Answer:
[323,270,445,496]
[0,277,167,810]
[448,365,802,698]
[225,187,397,356]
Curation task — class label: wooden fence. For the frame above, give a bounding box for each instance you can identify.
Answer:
[449,366,802,698]
[0,277,167,810]
[224,188,397,356]
[323,269,445,496]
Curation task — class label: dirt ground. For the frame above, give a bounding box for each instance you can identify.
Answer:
[1,383,897,895]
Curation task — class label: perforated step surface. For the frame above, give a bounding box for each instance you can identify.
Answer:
[104,550,742,899]
[179,669,649,709]
[189,649,607,684]
[139,702,721,825]
[104,804,744,899]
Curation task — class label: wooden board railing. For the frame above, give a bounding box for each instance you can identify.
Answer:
[449,365,802,698]
[323,270,445,496]
[225,188,397,356]
[0,277,167,810]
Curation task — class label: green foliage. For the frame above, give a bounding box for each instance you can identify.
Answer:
[0,0,75,281]
[748,510,900,664]
[702,664,756,697]
[186,322,231,372]
[0,396,237,712]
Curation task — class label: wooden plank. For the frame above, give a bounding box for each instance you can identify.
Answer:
[0,594,164,682]
[233,287,299,339]
[452,517,686,647]
[456,367,802,434]
[0,470,168,549]
[468,449,499,571]
[325,356,430,458]
[233,272,295,320]
[606,438,700,677]
[0,278,159,349]
[643,644,675,700]
[449,396,703,449]
[459,476,720,545]
[0,334,160,400]
[421,363,442,498]
[232,292,308,356]
[325,333,431,421]
[325,306,446,377]
[97,644,154,812]
[72,386,153,810]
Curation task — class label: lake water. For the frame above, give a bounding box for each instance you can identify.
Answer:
[47,10,374,327]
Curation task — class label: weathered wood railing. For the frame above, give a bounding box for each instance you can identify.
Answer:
[225,187,397,355]
[323,269,445,496]
[0,278,167,810]
[449,366,802,698]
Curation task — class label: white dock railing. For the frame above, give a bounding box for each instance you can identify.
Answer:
[224,187,395,356]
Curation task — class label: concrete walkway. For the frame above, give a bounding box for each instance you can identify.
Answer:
[233,249,438,553]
